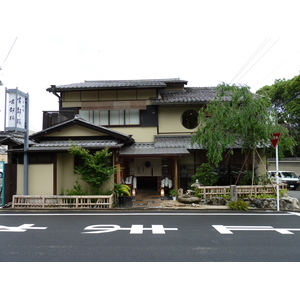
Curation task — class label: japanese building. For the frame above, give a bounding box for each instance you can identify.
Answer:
[0,78,265,201]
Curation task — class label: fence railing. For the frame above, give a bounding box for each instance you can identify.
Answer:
[12,194,114,209]
[189,184,287,199]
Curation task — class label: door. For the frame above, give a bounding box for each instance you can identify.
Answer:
[4,164,17,204]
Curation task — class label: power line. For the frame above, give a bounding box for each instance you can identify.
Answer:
[252,48,300,89]
[1,37,18,69]
[236,38,280,83]
[230,37,271,84]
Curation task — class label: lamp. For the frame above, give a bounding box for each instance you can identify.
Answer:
[160,188,165,199]
[132,189,136,198]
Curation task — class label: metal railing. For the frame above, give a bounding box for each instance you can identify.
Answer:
[12,194,114,209]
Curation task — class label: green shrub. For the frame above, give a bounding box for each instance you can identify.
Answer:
[251,193,276,199]
[227,200,249,211]
[114,183,131,196]
[191,163,218,186]
[65,180,89,195]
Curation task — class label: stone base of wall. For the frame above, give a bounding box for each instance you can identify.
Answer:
[244,196,300,210]
[178,196,300,210]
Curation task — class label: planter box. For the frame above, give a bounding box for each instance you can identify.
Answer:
[118,196,132,208]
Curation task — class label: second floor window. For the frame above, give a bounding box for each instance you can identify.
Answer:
[79,109,140,126]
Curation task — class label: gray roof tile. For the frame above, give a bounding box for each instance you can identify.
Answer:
[154,135,202,149]
[47,78,188,91]
[119,142,189,156]
[27,140,122,152]
[154,87,216,104]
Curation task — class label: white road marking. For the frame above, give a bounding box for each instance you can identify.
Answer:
[0,212,292,216]
[0,224,47,232]
[213,224,300,234]
[82,224,178,234]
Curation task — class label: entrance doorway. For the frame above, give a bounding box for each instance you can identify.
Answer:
[137,176,158,190]
[135,176,160,201]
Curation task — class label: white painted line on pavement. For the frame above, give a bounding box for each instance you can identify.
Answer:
[213,224,300,234]
[0,212,292,216]
[288,212,300,217]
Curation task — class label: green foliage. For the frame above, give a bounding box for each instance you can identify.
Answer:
[280,189,288,197]
[69,145,116,194]
[114,183,131,196]
[251,193,276,199]
[191,163,218,186]
[170,189,179,196]
[257,75,300,156]
[227,200,249,211]
[240,172,272,185]
[65,179,89,195]
[192,83,295,165]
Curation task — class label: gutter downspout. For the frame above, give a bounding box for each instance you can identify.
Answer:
[49,85,62,110]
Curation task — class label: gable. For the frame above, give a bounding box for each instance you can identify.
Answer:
[30,116,134,144]
[46,125,108,138]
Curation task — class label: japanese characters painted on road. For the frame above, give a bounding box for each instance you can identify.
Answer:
[82,224,178,234]
[212,225,300,234]
[0,224,47,232]
[270,132,281,148]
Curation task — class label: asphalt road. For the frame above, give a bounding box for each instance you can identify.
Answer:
[288,189,300,200]
[1,210,300,262]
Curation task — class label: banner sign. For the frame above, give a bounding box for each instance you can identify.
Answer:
[5,88,28,132]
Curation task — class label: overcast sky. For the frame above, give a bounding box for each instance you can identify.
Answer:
[1,0,300,131]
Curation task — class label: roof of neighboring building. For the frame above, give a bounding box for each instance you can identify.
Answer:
[47,78,188,92]
[154,87,216,105]
[0,134,35,146]
[268,157,300,162]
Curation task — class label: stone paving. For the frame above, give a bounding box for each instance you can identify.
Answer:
[121,189,230,210]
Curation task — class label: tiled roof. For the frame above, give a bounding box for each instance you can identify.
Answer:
[119,135,202,156]
[154,87,216,104]
[154,135,202,149]
[47,78,188,91]
[119,142,189,156]
[27,140,123,152]
[0,135,35,146]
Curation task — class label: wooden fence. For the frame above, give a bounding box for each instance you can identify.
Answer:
[12,194,114,209]
[190,184,287,199]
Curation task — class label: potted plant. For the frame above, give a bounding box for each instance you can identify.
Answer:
[170,189,179,201]
[114,183,132,207]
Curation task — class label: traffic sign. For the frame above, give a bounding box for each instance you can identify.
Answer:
[270,132,281,148]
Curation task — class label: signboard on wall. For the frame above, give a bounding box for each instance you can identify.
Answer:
[5,88,28,132]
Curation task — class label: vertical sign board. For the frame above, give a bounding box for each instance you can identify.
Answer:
[0,161,4,206]
[4,88,29,195]
[5,88,28,132]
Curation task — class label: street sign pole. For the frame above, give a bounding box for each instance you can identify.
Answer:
[275,143,280,212]
[270,132,281,212]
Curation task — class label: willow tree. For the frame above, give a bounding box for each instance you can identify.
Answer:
[192,83,295,184]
